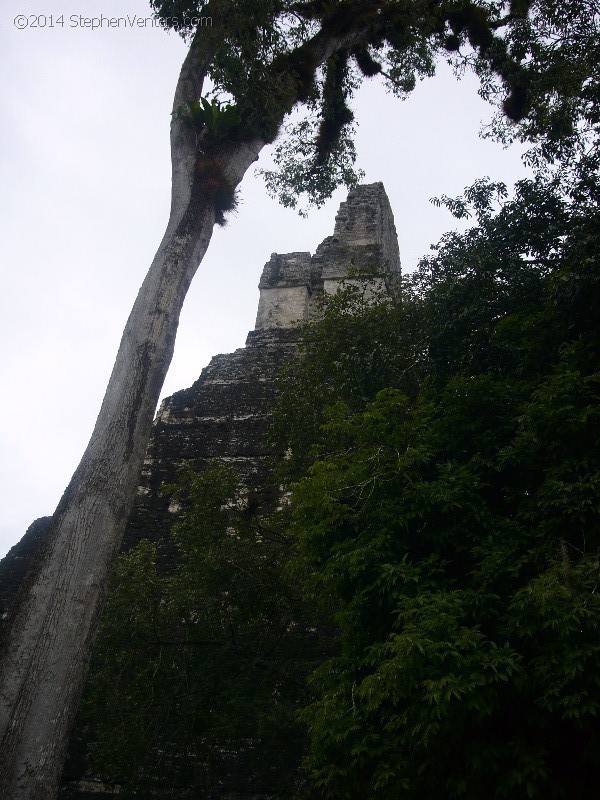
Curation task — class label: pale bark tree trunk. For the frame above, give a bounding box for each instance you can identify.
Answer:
[0,31,263,798]
[0,19,360,798]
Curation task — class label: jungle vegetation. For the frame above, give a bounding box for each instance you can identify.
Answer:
[71,8,600,794]
[76,157,599,797]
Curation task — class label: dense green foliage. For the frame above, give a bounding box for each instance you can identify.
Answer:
[74,7,599,789]
[77,164,599,798]
[273,168,599,798]
[151,1,599,210]
[76,465,321,797]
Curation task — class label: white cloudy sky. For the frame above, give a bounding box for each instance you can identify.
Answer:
[0,0,531,558]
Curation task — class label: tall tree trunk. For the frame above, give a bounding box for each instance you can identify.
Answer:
[0,29,264,798]
[0,16,360,795]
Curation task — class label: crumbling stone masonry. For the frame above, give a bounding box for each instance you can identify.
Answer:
[0,182,400,799]
[121,182,400,566]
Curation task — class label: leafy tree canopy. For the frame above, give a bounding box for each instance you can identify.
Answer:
[274,165,599,798]
[73,7,600,795]
[81,162,599,798]
[151,0,599,210]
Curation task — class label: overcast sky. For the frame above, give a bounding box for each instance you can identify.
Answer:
[0,0,531,558]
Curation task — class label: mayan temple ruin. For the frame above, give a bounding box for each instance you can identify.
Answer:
[0,182,400,798]
[120,182,400,565]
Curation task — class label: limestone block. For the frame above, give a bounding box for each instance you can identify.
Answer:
[255,286,309,329]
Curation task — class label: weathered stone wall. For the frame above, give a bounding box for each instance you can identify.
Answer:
[255,182,400,328]
[123,326,300,566]
[313,181,400,282]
